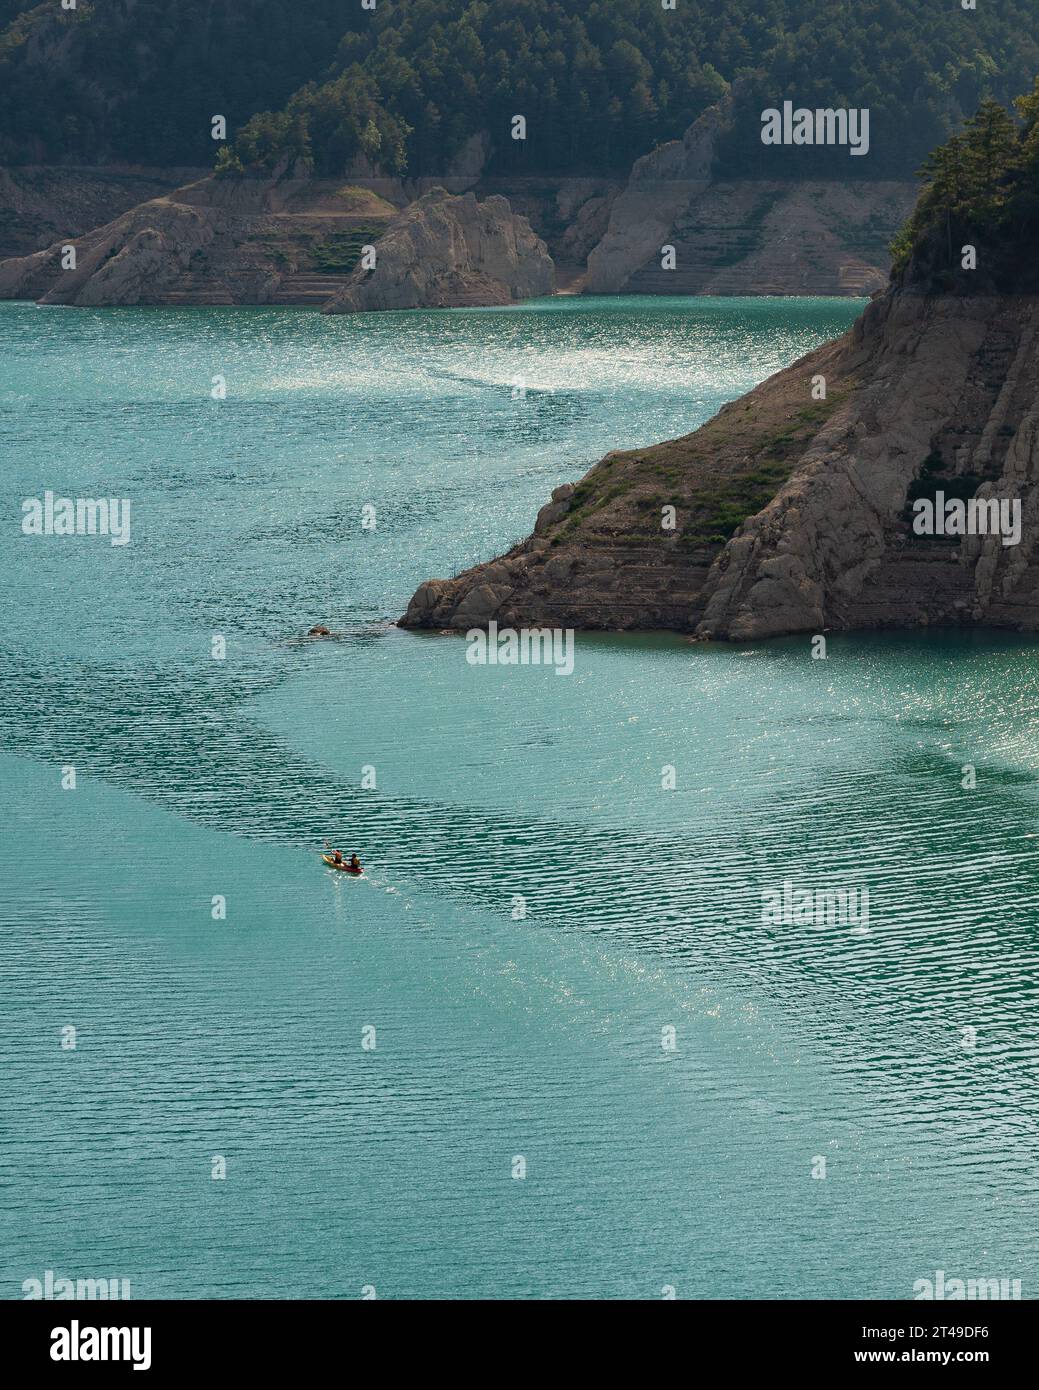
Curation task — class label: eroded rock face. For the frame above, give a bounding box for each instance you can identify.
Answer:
[584,95,727,296]
[322,188,554,314]
[0,166,204,259]
[0,174,402,306]
[400,287,1039,640]
[584,90,916,298]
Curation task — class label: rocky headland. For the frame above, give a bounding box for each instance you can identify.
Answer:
[0,172,553,311]
[401,277,1039,639]
[323,188,554,313]
[0,172,399,306]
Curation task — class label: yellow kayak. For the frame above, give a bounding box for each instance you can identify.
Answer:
[322,854,362,875]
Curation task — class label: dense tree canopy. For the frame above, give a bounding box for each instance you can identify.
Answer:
[0,0,364,166]
[892,80,1039,291]
[2,0,1038,182]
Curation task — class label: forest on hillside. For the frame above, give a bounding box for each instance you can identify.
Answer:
[2,0,1039,181]
[893,78,1039,292]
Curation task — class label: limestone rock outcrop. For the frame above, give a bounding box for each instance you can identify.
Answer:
[0,174,402,306]
[0,176,555,312]
[401,284,1039,640]
[585,91,915,298]
[322,188,554,314]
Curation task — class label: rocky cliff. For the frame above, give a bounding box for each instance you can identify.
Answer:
[0,171,405,306]
[0,166,207,259]
[323,188,554,313]
[0,175,552,311]
[584,95,916,297]
[587,178,917,297]
[0,146,917,308]
[401,283,1039,639]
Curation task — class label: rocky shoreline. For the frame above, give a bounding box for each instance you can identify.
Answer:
[583,92,915,298]
[323,189,554,314]
[0,90,914,309]
[0,165,912,310]
[0,174,553,311]
[401,284,1039,640]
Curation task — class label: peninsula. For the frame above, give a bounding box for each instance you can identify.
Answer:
[402,89,1039,640]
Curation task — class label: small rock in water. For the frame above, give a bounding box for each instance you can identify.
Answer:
[308,625,331,637]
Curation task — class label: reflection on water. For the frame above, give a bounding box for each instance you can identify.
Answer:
[1,298,1036,1299]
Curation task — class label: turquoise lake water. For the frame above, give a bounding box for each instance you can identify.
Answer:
[2,295,1037,1300]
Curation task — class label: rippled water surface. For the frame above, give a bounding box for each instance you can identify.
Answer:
[2,296,1037,1300]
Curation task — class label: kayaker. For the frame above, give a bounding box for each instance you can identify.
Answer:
[330,848,344,866]
[349,854,361,873]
